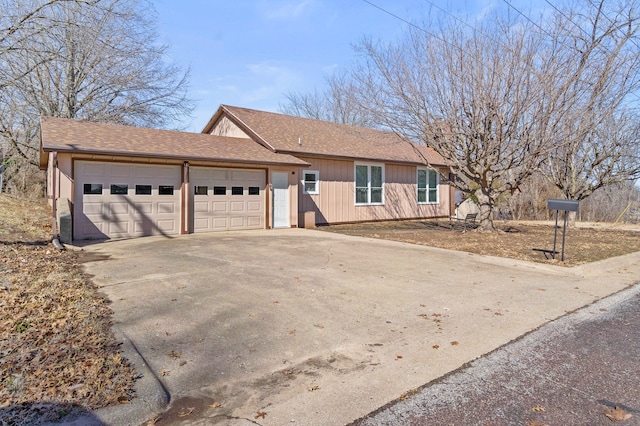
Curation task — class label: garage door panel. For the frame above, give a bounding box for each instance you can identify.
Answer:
[83,202,103,215]
[157,219,177,232]
[247,216,261,227]
[229,217,245,228]
[194,201,210,213]
[110,164,132,178]
[229,201,246,212]
[158,202,176,214]
[79,162,106,177]
[247,201,261,212]
[211,169,228,180]
[108,202,130,214]
[212,201,228,212]
[194,218,210,231]
[211,217,227,229]
[108,221,130,234]
[134,202,153,215]
[191,166,265,233]
[75,161,181,240]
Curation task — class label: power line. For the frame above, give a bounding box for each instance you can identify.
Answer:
[361,0,473,59]
[501,0,557,40]
[360,0,428,35]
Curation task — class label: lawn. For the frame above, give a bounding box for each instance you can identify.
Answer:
[320,219,640,266]
[0,195,137,425]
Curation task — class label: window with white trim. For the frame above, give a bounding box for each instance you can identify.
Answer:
[303,170,319,195]
[355,164,384,205]
[417,168,438,204]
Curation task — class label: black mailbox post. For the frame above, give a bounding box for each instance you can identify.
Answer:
[548,198,579,261]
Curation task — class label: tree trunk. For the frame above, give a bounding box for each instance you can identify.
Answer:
[475,190,496,231]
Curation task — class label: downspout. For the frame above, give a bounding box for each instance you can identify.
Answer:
[51,152,64,250]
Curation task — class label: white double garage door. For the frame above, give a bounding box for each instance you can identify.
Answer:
[74,161,265,239]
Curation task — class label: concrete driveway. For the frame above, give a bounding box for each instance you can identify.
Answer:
[77,228,640,425]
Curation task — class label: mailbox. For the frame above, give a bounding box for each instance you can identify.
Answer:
[548,198,579,212]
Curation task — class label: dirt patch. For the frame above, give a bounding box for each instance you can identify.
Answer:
[0,194,137,425]
[320,219,640,266]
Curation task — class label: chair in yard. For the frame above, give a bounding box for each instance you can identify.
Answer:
[450,213,478,231]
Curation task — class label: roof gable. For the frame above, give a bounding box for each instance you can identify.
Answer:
[205,105,446,166]
[40,117,308,167]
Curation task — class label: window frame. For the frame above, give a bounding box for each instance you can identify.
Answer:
[354,163,385,206]
[83,183,103,195]
[417,168,439,204]
[158,185,174,196]
[194,185,208,195]
[110,184,128,195]
[302,170,320,195]
[135,184,152,195]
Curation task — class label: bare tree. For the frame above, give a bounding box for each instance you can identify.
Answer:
[350,1,640,231]
[352,13,554,230]
[0,0,193,195]
[540,1,640,201]
[280,71,378,127]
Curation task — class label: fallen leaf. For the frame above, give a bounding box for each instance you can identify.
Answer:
[159,369,169,377]
[308,385,319,391]
[146,417,161,425]
[531,405,545,412]
[178,407,194,417]
[167,350,182,359]
[494,312,503,316]
[255,411,267,419]
[208,403,222,409]
[396,355,403,359]
[604,406,632,421]
[450,341,459,346]
[432,345,440,349]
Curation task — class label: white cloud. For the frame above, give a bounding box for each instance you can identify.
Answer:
[262,0,316,20]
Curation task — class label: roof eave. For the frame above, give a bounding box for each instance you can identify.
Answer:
[276,150,447,167]
[41,145,310,168]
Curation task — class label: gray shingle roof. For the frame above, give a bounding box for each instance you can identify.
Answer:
[211,105,446,166]
[40,116,309,167]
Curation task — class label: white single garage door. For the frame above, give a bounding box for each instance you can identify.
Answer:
[74,161,181,239]
[191,167,265,232]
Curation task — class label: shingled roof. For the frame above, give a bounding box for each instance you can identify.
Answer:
[203,105,446,166]
[40,116,309,168]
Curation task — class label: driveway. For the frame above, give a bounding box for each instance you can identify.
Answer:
[77,228,640,425]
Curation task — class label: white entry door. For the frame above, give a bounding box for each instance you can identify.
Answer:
[272,172,289,228]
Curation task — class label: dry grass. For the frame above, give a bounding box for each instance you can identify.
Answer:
[0,195,137,425]
[320,219,640,266]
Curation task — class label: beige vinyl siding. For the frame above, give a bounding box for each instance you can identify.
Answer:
[298,157,450,224]
[209,115,252,139]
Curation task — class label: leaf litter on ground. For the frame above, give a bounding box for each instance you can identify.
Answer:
[0,195,137,425]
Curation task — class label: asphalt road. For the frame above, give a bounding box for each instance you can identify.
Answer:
[352,283,640,426]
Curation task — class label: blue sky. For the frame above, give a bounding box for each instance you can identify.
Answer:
[154,0,539,132]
